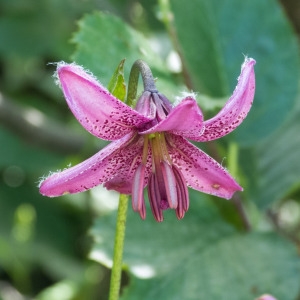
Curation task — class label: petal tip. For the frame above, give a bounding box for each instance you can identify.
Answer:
[243,56,256,68]
[225,185,243,200]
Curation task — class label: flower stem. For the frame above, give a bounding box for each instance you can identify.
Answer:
[109,193,129,300]
[109,60,154,298]
[127,59,157,107]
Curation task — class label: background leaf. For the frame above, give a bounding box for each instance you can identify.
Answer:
[72,11,180,97]
[243,99,300,208]
[168,0,300,145]
[1,0,300,299]
[90,192,300,300]
[121,233,299,300]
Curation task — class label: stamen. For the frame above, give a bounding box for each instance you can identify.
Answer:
[148,174,164,222]
[150,136,169,204]
[161,161,178,209]
[158,133,172,165]
[173,165,189,219]
[173,165,189,211]
[176,191,184,220]
[142,135,149,165]
[139,195,146,220]
[132,164,146,212]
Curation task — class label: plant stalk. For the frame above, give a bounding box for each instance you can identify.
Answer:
[109,59,155,299]
[109,194,129,300]
[127,59,157,107]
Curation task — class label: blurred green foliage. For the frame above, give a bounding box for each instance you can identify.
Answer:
[1,0,300,299]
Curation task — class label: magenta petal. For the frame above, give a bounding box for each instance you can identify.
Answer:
[39,132,141,197]
[57,64,152,141]
[104,137,152,194]
[134,91,157,119]
[195,57,256,142]
[168,135,242,199]
[139,97,204,138]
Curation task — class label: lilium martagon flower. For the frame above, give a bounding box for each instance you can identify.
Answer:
[39,57,256,222]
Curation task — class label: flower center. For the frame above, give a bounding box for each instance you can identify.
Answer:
[131,132,189,222]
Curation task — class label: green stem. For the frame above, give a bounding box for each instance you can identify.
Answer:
[108,60,155,299]
[109,194,129,300]
[127,59,157,107]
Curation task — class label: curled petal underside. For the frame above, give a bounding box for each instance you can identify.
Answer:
[195,57,256,142]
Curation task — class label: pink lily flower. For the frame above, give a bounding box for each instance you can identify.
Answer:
[39,58,255,221]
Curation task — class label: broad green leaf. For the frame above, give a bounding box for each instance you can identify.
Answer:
[166,0,300,145]
[72,12,180,98]
[120,233,299,300]
[90,191,299,299]
[0,0,84,59]
[107,59,127,102]
[90,192,234,274]
[244,100,300,208]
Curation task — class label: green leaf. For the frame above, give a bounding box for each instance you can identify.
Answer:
[121,233,299,300]
[166,0,300,145]
[90,192,234,274]
[90,192,300,299]
[244,100,300,208]
[107,59,127,102]
[72,11,179,97]
[0,0,87,59]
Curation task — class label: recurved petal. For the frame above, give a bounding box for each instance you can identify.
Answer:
[57,63,152,141]
[139,97,204,138]
[168,135,242,199]
[39,132,142,197]
[195,57,256,142]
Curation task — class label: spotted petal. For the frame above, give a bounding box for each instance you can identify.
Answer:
[39,132,143,197]
[168,135,242,199]
[194,57,256,142]
[104,140,153,194]
[139,97,204,138]
[57,64,153,141]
